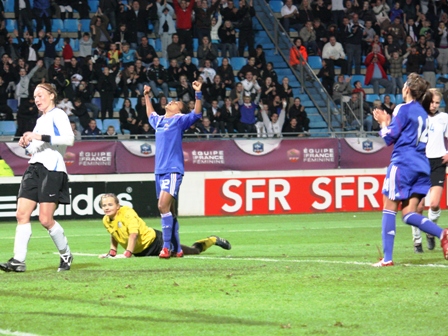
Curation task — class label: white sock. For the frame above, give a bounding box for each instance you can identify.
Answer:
[428,209,441,223]
[412,226,422,244]
[48,221,71,256]
[13,223,32,262]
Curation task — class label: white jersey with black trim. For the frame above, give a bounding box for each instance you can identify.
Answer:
[426,111,448,159]
[26,107,74,173]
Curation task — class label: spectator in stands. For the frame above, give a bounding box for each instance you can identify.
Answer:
[204,100,225,134]
[15,0,34,39]
[345,22,363,75]
[136,37,157,68]
[387,17,406,44]
[70,121,82,141]
[158,0,176,60]
[82,118,103,138]
[281,0,301,33]
[29,59,48,94]
[42,30,61,69]
[237,91,260,136]
[352,80,367,100]
[15,96,38,138]
[199,59,217,84]
[365,44,394,95]
[105,125,118,139]
[62,38,74,66]
[313,18,328,54]
[221,0,239,24]
[331,0,345,29]
[120,42,137,67]
[125,1,150,49]
[282,117,303,137]
[57,0,73,20]
[4,36,21,62]
[381,94,395,115]
[121,64,140,98]
[217,57,234,89]
[237,0,255,57]
[253,44,266,71]
[261,99,286,138]
[147,0,160,38]
[153,95,168,115]
[206,74,227,106]
[260,76,277,106]
[297,0,314,29]
[344,92,372,131]
[99,0,120,33]
[18,31,43,70]
[436,22,448,75]
[220,97,240,136]
[167,58,182,90]
[288,97,308,131]
[97,66,116,120]
[317,59,335,96]
[385,50,406,94]
[300,21,318,56]
[332,74,352,104]
[194,0,221,43]
[72,98,91,131]
[262,62,279,85]
[16,64,41,104]
[33,0,52,34]
[421,47,438,89]
[1,63,17,99]
[404,17,420,43]
[238,56,260,81]
[66,57,81,79]
[372,0,390,34]
[78,24,93,62]
[119,98,139,134]
[147,57,169,98]
[241,71,261,100]
[312,0,332,27]
[289,37,308,70]
[362,20,376,56]
[406,44,424,75]
[176,75,195,103]
[107,43,120,65]
[90,9,112,48]
[167,34,189,64]
[173,0,195,54]
[219,21,238,58]
[278,77,293,105]
[197,36,219,68]
[180,56,199,83]
[112,23,132,45]
[322,36,348,75]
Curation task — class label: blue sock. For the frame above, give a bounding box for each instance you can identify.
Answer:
[161,212,173,249]
[382,210,396,262]
[171,217,181,253]
[402,212,443,239]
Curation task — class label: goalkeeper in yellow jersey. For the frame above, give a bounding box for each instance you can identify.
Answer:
[98,194,231,258]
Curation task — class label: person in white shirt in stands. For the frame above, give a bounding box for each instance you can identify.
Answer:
[281,0,301,33]
[0,83,74,273]
[241,71,261,99]
[260,99,287,138]
[322,36,349,75]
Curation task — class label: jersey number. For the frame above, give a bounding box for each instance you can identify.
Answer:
[416,116,429,145]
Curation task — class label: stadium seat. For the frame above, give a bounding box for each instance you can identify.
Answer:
[301,100,315,107]
[0,121,17,136]
[350,75,366,87]
[92,97,101,110]
[365,94,380,104]
[307,56,322,69]
[230,57,246,71]
[114,98,124,111]
[129,97,138,107]
[5,0,14,12]
[191,57,199,66]
[95,119,103,131]
[80,19,91,33]
[7,99,18,113]
[395,94,403,103]
[380,94,396,104]
[159,57,168,68]
[193,38,199,51]
[102,119,121,134]
[88,0,99,12]
[56,38,64,52]
[70,39,79,52]
[64,19,79,32]
[269,1,283,12]
[216,57,223,66]
[51,19,64,33]
[5,19,16,32]
[155,39,162,52]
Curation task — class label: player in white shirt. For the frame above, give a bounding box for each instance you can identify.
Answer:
[0,83,75,273]
[413,89,448,252]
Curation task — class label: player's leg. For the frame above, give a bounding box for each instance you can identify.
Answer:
[412,197,425,253]
[170,201,183,257]
[427,185,444,250]
[158,190,175,258]
[181,236,232,255]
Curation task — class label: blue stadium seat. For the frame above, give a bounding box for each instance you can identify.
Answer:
[148,38,156,49]
[216,57,223,66]
[191,57,199,66]
[380,94,395,104]
[70,39,79,52]
[7,99,18,113]
[159,57,168,68]
[155,39,162,52]
[129,97,138,107]
[92,97,101,110]
[230,57,246,71]
[350,75,367,87]
[301,100,315,107]
[51,19,64,33]
[102,119,121,134]
[114,98,124,111]
[64,19,79,32]
[0,121,17,136]
[365,94,380,104]
[5,19,16,32]
[56,38,64,52]
[80,19,91,33]
[307,56,322,69]
[395,94,403,103]
[88,0,99,13]
[269,1,283,12]
[193,38,199,51]
[5,0,14,12]
[95,119,103,131]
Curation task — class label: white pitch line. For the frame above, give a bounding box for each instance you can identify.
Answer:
[62,253,448,268]
[0,329,40,336]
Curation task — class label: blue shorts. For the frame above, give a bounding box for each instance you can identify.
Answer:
[155,173,183,199]
[382,164,430,201]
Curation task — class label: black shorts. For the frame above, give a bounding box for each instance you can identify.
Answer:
[429,157,447,188]
[133,230,164,257]
[18,163,70,204]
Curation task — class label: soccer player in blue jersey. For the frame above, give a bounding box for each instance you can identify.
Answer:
[372,73,448,267]
[143,81,203,258]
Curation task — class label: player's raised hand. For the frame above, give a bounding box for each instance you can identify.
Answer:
[143,85,151,96]
[192,81,202,92]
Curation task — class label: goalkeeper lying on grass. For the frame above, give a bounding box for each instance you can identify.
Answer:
[98,193,231,259]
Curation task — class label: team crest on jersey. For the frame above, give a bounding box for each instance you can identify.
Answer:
[362,140,373,152]
[253,141,264,154]
[140,143,152,155]
[117,222,122,228]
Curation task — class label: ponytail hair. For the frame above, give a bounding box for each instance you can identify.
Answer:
[405,73,430,103]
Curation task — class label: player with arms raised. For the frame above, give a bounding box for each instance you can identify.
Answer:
[373,73,448,266]
[143,81,203,258]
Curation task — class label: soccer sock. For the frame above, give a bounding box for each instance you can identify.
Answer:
[171,217,181,253]
[402,212,443,239]
[428,209,441,223]
[48,221,71,256]
[13,223,32,262]
[382,210,396,262]
[161,212,173,249]
[411,226,422,245]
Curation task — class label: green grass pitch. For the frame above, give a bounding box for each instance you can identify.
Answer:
[0,212,447,336]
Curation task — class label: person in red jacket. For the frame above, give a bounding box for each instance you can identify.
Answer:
[62,38,74,66]
[289,37,308,69]
[364,44,394,95]
[173,0,195,55]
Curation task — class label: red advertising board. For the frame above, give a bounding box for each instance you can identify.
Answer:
[205,174,389,215]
